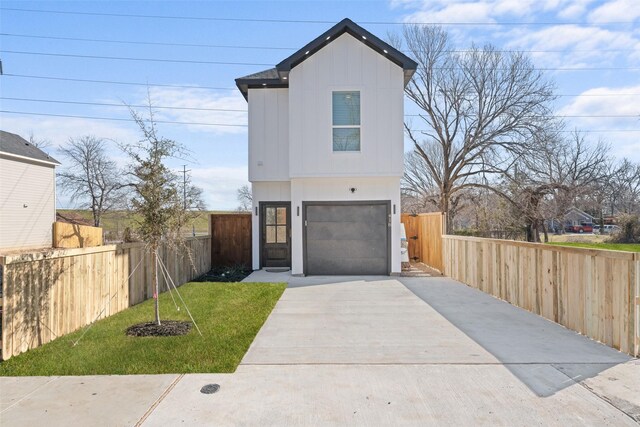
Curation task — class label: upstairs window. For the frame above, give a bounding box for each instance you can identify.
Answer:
[332,91,360,152]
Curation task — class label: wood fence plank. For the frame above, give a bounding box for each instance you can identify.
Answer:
[442,235,639,357]
[0,236,211,360]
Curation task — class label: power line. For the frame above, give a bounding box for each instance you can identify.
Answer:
[2,32,639,54]
[4,74,640,98]
[0,7,635,26]
[0,50,272,66]
[2,73,238,91]
[409,128,640,133]
[0,110,248,127]
[3,50,640,71]
[0,97,248,112]
[0,32,296,50]
[3,97,639,118]
[406,114,640,118]
[1,110,639,133]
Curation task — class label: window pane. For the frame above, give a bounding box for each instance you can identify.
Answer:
[266,226,276,243]
[266,207,276,225]
[333,128,361,151]
[276,207,287,225]
[332,91,360,126]
[276,226,287,243]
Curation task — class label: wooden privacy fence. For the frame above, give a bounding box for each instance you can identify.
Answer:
[210,213,252,267]
[443,235,640,357]
[401,212,446,272]
[1,236,211,360]
[52,221,103,248]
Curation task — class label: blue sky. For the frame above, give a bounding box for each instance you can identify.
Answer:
[1,0,639,209]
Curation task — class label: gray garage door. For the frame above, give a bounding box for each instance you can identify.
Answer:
[304,202,389,275]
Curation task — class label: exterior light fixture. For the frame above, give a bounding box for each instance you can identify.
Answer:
[262,83,267,86]
[362,36,366,40]
[326,36,330,40]
[305,50,310,55]
[283,76,288,80]
[383,49,388,54]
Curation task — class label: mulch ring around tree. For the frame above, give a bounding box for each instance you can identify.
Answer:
[126,321,192,337]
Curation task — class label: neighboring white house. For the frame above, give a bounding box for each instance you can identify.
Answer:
[236,18,417,275]
[0,130,60,251]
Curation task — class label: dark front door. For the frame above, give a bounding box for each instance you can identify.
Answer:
[260,202,291,268]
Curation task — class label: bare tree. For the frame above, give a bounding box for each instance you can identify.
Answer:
[398,25,556,232]
[121,102,204,326]
[607,159,640,215]
[236,184,252,212]
[489,131,610,242]
[28,131,52,150]
[57,136,124,227]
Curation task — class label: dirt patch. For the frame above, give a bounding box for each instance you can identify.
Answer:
[126,321,191,337]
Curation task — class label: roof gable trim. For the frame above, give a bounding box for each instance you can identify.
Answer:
[276,18,417,77]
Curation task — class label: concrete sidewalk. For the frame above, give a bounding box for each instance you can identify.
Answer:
[1,275,638,426]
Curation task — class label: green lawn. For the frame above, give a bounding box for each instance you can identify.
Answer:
[0,282,285,376]
[547,242,640,252]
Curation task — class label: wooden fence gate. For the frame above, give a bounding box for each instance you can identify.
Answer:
[401,212,446,272]
[210,214,252,267]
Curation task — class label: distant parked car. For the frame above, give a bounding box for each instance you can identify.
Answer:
[565,222,593,233]
[593,225,600,234]
[602,225,620,234]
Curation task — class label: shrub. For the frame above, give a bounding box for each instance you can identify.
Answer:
[608,214,640,243]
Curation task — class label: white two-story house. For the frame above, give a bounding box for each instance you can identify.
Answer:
[236,18,417,275]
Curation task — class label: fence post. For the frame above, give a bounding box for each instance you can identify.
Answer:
[635,253,639,357]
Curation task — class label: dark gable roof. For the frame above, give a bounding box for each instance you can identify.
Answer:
[235,18,418,100]
[235,67,288,100]
[0,130,60,165]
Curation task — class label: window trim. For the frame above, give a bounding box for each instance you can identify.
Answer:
[331,90,361,153]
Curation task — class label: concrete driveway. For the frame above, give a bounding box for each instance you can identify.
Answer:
[1,274,638,426]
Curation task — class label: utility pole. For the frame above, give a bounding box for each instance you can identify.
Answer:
[182,165,191,210]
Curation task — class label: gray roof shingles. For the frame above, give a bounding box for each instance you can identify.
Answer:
[0,130,60,165]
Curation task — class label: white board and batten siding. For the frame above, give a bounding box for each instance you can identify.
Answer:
[248,88,289,182]
[289,33,405,178]
[0,155,56,250]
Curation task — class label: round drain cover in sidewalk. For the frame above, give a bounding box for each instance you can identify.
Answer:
[200,384,220,394]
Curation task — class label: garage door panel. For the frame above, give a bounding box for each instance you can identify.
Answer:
[304,203,389,275]
[307,257,388,275]
[306,239,388,259]
[306,205,387,224]
[306,221,387,241]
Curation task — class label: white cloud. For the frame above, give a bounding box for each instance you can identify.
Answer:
[559,85,640,161]
[0,115,138,155]
[503,24,640,68]
[402,3,494,24]
[121,87,248,136]
[190,166,249,211]
[397,0,589,24]
[557,0,595,19]
[588,0,640,22]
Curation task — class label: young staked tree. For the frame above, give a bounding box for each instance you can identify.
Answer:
[122,104,204,325]
[58,135,124,227]
[396,26,556,232]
